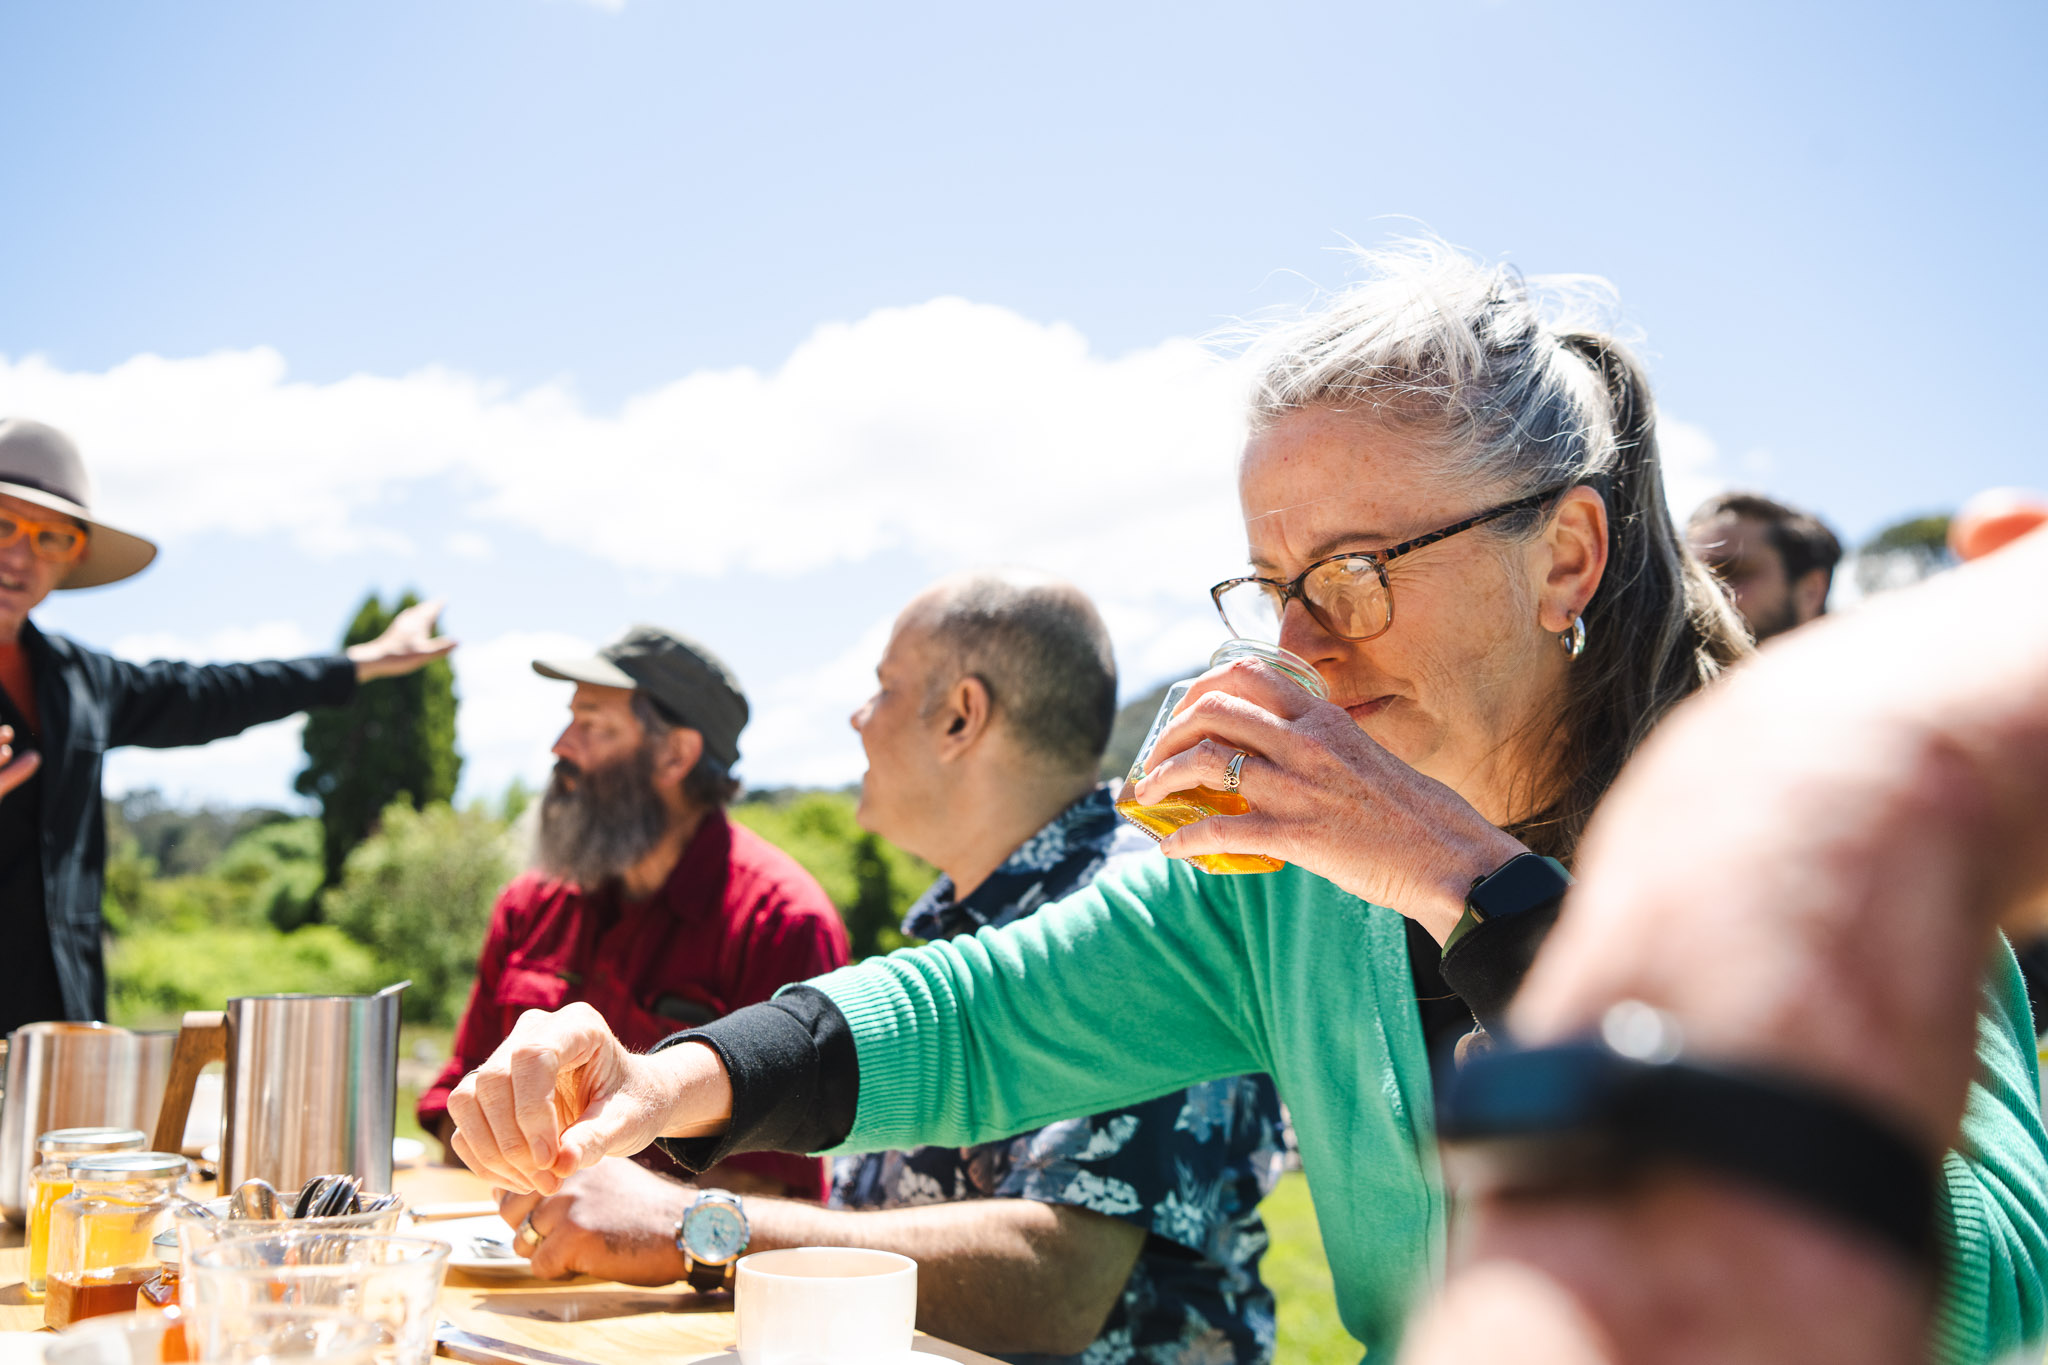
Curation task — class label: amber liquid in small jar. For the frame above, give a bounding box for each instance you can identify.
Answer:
[1114,787,1284,874]
[44,1151,189,1330]
[44,1265,153,1327]
[27,1127,148,1301]
[1115,640,1327,875]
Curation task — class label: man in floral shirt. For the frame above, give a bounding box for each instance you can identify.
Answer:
[491,573,1285,1365]
[818,572,1285,1365]
[830,788,1287,1365]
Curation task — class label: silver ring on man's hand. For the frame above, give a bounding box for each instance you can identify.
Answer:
[1224,750,1248,793]
[517,1213,546,1253]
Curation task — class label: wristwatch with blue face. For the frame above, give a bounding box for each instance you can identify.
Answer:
[675,1190,750,1293]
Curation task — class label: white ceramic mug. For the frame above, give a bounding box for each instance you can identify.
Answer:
[734,1247,917,1365]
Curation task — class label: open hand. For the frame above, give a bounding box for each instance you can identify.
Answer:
[445,1002,733,1194]
[347,597,458,682]
[1129,657,1524,941]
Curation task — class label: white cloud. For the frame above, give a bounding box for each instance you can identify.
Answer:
[107,621,320,665]
[2,305,1740,802]
[450,629,590,800]
[1658,416,1731,523]
[742,613,895,791]
[0,298,1251,613]
[445,531,494,561]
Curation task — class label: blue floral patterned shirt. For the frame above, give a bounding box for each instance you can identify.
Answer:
[830,786,1288,1365]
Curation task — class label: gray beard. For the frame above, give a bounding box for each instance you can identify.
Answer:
[534,746,671,890]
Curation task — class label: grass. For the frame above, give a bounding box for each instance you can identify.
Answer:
[1264,1171,1356,1364]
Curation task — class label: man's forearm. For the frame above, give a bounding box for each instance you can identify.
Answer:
[1519,525,2048,1142]
[741,1197,1144,1357]
[1416,528,2048,1365]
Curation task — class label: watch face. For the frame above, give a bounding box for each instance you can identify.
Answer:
[684,1199,747,1264]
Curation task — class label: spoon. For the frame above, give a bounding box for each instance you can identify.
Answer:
[229,1178,281,1220]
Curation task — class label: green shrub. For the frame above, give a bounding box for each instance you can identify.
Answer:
[107,924,389,1027]
[212,818,326,931]
[322,799,516,1023]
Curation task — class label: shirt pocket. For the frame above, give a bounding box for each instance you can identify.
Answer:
[498,966,574,1014]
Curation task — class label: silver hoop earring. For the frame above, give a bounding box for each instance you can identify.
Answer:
[1560,615,1587,661]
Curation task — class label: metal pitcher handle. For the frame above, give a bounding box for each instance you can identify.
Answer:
[152,1010,227,1155]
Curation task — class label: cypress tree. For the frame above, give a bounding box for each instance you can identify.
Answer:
[295,590,461,890]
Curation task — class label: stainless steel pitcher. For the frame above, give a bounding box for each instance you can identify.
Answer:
[0,1022,176,1223]
[153,987,404,1195]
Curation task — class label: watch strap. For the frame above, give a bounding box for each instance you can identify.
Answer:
[1439,853,1571,1035]
[682,1253,732,1294]
[1438,1033,1937,1268]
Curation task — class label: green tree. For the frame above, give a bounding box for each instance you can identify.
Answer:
[322,799,516,1022]
[296,591,460,887]
[1855,512,1955,596]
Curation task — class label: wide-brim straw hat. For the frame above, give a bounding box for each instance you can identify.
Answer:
[0,418,158,589]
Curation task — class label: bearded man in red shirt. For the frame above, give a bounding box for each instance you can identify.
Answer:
[419,626,848,1198]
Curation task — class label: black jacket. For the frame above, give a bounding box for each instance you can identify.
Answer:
[0,621,356,1029]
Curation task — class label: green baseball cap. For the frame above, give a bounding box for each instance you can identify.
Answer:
[533,625,750,770]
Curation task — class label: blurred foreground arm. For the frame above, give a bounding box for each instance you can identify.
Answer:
[1411,524,2048,1365]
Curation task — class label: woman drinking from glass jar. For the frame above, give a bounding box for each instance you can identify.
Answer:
[447,242,2048,1365]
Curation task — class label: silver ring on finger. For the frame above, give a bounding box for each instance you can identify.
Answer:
[517,1213,546,1254]
[1223,750,1249,793]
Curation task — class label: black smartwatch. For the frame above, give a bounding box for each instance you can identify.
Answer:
[1438,852,1572,1035]
[1437,1001,1938,1269]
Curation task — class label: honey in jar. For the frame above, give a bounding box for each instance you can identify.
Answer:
[44,1264,156,1327]
[27,1126,148,1300]
[1114,640,1327,875]
[45,1150,190,1329]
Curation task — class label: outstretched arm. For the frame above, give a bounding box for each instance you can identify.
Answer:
[105,598,456,748]
[346,598,458,682]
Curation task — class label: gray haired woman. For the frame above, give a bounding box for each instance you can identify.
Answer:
[447,242,2048,1365]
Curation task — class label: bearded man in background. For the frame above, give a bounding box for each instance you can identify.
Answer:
[418,626,848,1198]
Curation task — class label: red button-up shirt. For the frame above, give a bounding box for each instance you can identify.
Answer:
[419,809,850,1199]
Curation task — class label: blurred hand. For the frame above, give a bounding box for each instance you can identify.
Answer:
[495,1159,697,1283]
[1410,522,2048,1365]
[445,1002,734,1194]
[1128,658,1525,941]
[0,724,39,802]
[347,597,458,682]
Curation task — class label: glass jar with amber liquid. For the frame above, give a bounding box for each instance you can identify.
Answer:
[27,1126,148,1300]
[45,1150,191,1329]
[1115,639,1328,874]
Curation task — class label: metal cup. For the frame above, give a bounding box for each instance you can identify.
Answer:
[153,988,404,1195]
[0,1023,176,1223]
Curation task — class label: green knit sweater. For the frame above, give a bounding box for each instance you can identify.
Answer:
[809,852,2048,1362]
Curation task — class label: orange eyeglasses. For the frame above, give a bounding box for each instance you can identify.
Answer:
[0,512,90,564]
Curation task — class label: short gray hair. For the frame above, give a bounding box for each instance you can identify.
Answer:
[920,572,1117,775]
[1247,239,1750,860]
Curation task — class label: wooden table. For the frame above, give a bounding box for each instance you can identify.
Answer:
[0,1165,1001,1365]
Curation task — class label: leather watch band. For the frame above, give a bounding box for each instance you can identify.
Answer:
[1437,1004,1937,1268]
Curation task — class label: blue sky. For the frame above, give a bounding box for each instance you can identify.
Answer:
[2,0,2041,808]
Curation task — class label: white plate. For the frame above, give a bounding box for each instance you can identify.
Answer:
[418,1213,536,1277]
